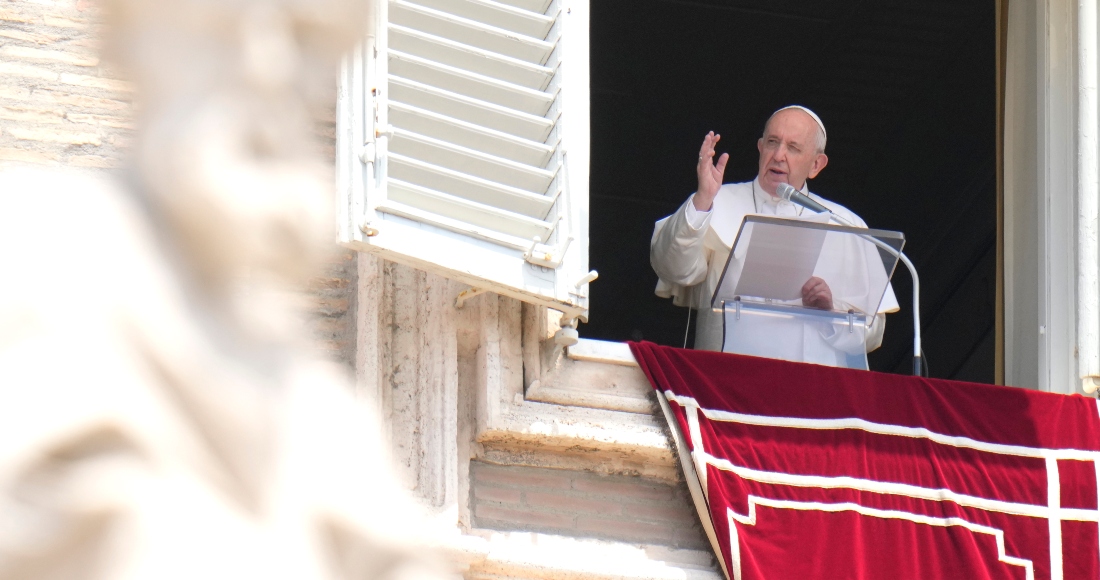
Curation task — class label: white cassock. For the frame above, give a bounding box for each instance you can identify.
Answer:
[650,178,900,364]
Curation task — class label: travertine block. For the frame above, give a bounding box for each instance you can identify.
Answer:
[58,72,132,91]
[0,61,59,81]
[0,105,65,124]
[1,45,99,67]
[0,29,61,44]
[67,153,115,167]
[7,126,101,145]
[0,147,59,165]
[470,461,708,551]
[42,14,85,28]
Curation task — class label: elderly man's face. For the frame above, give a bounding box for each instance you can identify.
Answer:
[756,109,828,196]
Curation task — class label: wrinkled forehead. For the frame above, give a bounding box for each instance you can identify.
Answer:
[762,109,822,142]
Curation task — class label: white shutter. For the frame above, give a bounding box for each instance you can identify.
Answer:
[337,0,592,321]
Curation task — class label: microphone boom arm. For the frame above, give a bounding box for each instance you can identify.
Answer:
[826,212,923,376]
[775,183,922,375]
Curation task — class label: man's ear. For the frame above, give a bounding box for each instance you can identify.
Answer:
[757,138,763,154]
[807,153,829,178]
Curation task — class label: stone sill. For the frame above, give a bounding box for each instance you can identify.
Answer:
[525,338,652,414]
[445,527,721,580]
[478,337,680,480]
[566,339,639,367]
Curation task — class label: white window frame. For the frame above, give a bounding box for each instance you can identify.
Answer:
[336,0,593,322]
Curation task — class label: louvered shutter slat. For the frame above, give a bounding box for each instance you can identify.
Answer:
[389,77,555,140]
[390,50,556,115]
[391,1,555,64]
[492,0,553,15]
[339,0,591,319]
[412,0,557,39]
[388,153,555,218]
[384,0,566,232]
[390,128,555,192]
[389,24,554,90]
[376,199,534,250]
[388,179,554,240]
[389,102,554,166]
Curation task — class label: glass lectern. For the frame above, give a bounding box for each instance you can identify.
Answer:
[711,215,904,370]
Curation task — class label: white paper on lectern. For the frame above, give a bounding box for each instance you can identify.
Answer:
[715,213,832,305]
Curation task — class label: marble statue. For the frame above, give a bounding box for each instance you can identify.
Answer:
[0,0,448,578]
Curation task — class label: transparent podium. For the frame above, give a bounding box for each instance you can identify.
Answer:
[711,215,904,370]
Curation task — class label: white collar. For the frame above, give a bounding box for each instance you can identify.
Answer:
[752,177,809,207]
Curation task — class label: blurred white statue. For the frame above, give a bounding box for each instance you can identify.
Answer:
[0,0,447,578]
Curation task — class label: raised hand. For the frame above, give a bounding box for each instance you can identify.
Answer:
[801,276,833,310]
[694,131,729,211]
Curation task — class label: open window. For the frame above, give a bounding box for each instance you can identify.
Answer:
[337,0,592,323]
[580,1,996,382]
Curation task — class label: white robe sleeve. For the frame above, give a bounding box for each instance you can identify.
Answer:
[683,200,710,228]
[651,195,713,305]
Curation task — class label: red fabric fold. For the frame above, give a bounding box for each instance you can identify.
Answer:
[630,341,1100,580]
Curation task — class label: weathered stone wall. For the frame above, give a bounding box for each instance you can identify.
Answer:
[356,259,720,578]
[306,250,358,367]
[471,461,707,550]
[0,0,131,168]
[0,0,358,368]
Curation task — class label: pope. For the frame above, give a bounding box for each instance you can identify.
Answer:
[650,106,899,361]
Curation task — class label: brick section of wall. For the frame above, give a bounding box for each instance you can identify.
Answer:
[0,0,133,169]
[307,249,357,368]
[471,461,709,550]
[303,100,356,369]
[0,0,358,368]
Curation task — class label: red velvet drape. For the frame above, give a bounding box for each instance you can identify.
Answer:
[630,341,1100,580]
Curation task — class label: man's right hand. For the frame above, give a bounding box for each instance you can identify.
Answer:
[694,131,729,212]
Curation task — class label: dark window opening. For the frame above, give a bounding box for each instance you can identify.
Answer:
[585,0,997,382]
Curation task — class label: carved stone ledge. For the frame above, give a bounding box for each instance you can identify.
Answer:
[520,310,654,417]
[525,360,655,415]
[443,528,721,580]
[474,308,678,480]
[475,396,679,481]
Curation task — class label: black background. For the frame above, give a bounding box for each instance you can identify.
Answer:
[583,0,997,381]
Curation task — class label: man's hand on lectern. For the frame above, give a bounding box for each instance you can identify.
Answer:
[694,131,729,212]
[801,276,833,310]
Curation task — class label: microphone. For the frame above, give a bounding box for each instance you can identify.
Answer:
[776,182,829,214]
[774,182,924,375]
